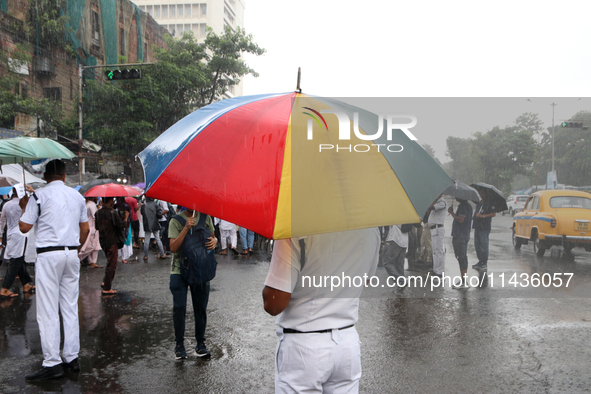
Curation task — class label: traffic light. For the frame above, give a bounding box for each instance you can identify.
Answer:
[561,121,584,128]
[104,69,141,81]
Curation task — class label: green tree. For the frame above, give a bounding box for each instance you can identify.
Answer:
[421,143,441,165]
[539,110,591,186]
[85,28,265,154]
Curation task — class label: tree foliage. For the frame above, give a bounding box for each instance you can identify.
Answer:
[84,28,265,154]
[539,111,591,186]
[446,114,537,194]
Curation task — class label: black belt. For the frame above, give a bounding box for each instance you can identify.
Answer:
[283,324,354,334]
[36,246,79,254]
[430,224,444,230]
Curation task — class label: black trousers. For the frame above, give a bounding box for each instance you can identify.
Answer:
[131,220,140,245]
[2,255,33,290]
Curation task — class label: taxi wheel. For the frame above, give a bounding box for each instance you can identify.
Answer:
[532,234,546,256]
[512,228,522,249]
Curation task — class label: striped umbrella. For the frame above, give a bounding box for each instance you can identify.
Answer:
[139,92,454,240]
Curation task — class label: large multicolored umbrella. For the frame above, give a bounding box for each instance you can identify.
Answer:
[139,92,454,240]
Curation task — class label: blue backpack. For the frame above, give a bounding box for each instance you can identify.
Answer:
[173,213,217,285]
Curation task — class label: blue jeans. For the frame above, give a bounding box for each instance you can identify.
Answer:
[239,228,255,250]
[474,230,490,265]
[169,274,210,346]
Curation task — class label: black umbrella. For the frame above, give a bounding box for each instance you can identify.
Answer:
[470,182,508,212]
[443,181,481,203]
[79,179,116,195]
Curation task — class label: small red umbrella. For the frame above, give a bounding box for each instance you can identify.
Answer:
[84,184,139,197]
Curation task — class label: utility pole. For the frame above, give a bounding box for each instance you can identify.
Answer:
[77,62,154,185]
[551,102,557,173]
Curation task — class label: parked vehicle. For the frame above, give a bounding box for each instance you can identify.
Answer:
[512,190,591,256]
[504,195,529,216]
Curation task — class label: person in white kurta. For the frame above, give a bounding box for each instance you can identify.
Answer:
[78,197,102,268]
[19,160,89,381]
[262,228,380,393]
[215,218,238,255]
[0,185,35,297]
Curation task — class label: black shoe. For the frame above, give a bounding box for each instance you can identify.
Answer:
[62,358,80,372]
[175,344,187,360]
[195,343,211,359]
[472,263,483,269]
[25,365,64,381]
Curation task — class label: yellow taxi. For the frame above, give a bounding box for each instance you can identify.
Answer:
[512,190,591,256]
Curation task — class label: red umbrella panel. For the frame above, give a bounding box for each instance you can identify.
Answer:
[84,184,140,198]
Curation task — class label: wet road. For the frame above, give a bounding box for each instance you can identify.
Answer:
[1,214,591,393]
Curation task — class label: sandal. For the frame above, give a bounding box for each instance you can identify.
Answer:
[230,248,239,255]
[102,289,117,295]
[241,250,248,255]
[0,291,18,299]
[23,284,35,294]
[157,254,167,259]
[220,251,227,255]
[89,263,104,269]
[143,256,149,261]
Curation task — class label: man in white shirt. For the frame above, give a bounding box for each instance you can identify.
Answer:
[262,228,380,393]
[426,194,447,277]
[19,160,89,381]
[0,184,35,298]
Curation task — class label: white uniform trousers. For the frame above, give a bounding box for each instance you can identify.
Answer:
[275,326,361,393]
[35,248,80,367]
[220,228,237,249]
[430,226,445,275]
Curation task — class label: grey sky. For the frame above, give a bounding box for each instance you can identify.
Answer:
[241,0,591,162]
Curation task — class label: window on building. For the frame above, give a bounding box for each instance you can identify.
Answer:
[120,28,125,55]
[163,5,168,18]
[170,5,175,17]
[201,4,207,15]
[155,5,160,18]
[21,83,28,99]
[201,23,206,37]
[43,87,62,104]
[92,11,100,45]
[147,5,152,16]
[70,79,73,100]
[139,5,145,11]
[185,4,191,17]
[178,4,183,16]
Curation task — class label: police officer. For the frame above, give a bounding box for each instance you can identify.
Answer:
[19,160,89,381]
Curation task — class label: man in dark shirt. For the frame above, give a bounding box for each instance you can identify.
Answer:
[448,199,473,289]
[95,197,128,295]
[472,189,496,270]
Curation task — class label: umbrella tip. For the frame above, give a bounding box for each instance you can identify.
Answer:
[296,67,302,93]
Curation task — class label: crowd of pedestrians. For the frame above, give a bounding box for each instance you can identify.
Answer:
[0,159,499,393]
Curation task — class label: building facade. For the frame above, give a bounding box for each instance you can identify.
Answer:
[131,0,245,96]
[0,0,168,135]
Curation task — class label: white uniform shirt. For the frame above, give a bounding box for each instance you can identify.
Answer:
[428,198,447,226]
[0,198,27,258]
[158,200,168,222]
[265,228,380,332]
[385,224,408,248]
[21,181,88,248]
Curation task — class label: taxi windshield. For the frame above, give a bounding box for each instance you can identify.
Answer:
[549,196,591,209]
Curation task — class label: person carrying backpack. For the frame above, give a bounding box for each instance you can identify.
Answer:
[168,207,217,360]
